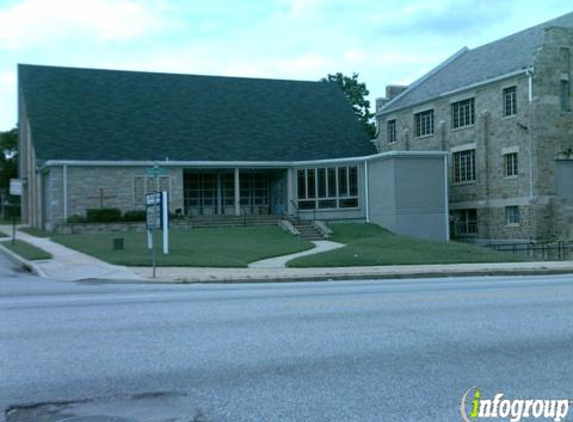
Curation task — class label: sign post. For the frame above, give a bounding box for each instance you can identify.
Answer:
[145,164,169,277]
[146,191,161,278]
[9,179,22,246]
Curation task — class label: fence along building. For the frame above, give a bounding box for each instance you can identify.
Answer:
[18,64,449,240]
[375,12,573,243]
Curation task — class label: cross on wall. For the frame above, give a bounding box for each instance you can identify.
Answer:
[87,188,117,208]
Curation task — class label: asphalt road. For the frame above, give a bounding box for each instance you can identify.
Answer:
[1,253,573,421]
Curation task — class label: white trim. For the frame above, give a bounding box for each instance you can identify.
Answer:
[449,196,553,209]
[40,151,450,170]
[450,143,476,153]
[379,47,469,113]
[502,146,519,154]
[378,67,532,117]
[527,68,534,102]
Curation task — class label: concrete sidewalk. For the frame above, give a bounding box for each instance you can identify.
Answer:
[0,225,141,281]
[2,225,573,283]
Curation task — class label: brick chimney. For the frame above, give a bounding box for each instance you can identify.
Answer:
[376,85,408,112]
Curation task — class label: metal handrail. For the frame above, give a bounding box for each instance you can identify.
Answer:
[289,200,299,219]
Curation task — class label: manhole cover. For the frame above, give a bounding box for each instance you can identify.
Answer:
[58,417,138,422]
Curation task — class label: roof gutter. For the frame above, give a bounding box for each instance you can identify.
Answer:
[377,67,533,117]
[39,151,449,170]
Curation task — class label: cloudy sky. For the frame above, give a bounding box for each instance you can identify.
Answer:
[0,0,572,131]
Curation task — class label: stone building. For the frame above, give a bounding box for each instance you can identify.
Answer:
[375,12,573,242]
[18,64,449,240]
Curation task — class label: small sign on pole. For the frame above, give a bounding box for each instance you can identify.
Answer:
[146,191,169,278]
[8,179,21,246]
[9,179,22,196]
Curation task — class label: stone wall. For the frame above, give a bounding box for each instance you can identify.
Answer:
[374,26,573,241]
[44,165,184,229]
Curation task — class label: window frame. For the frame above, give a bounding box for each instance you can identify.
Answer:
[296,166,359,210]
[451,98,475,129]
[387,119,397,144]
[414,109,434,138]
[505,205,520,226]
[503,86,517,117]
[451,209,478,236]
[134,175,171,205]
[561,80,571,112]
[504,152,518,178]
[452,149,476,184]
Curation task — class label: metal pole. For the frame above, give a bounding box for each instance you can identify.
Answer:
[152,166,159,278]
[12,205,16,246]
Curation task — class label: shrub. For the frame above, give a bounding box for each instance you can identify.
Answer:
[123,210,146,222]
[67,214,87,223]
[86,208,122,223]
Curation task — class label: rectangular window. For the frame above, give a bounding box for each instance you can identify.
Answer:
[451,209,477,236]
[451,98,475,129]
[134,175,171,204]
[134,176,145,204]
[506,206,520,225]
[561,80,571,112]
[504,152,518,177]
[387,119,397,143]
[503,87,517,117]
[297,169,307,199]
[561,47,571,72]
[453,150,476,183]
[414,110,434,137]
[297,166,359,210]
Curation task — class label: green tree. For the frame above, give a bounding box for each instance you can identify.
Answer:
[321,72,376,138]
[0,127,18,194]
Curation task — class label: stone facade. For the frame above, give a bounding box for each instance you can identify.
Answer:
[375,26,573,242]
[41,165,184,230]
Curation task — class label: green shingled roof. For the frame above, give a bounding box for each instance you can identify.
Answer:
[19,64,375,162]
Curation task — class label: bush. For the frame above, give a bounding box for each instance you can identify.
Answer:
[86,208,122,223]
[123,210,146,222]
[67,214,87,223]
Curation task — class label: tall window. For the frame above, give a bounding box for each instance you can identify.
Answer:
[453,150,476,183]
[561,80,571,112]
[503,86,517,117]
[506,206,520,225]
[387,120,397,143]
[134,175,171,204]
[451,98,475,129]
[504,152,518,177]
[414,110,434,137]
[297,166,358,210]
[450,209,477,236]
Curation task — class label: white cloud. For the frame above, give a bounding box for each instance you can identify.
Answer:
[0,0,162,50]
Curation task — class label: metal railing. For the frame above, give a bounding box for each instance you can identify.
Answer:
[484,240,573,261]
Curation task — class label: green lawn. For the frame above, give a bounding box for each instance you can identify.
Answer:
[19,227,53,238]
[53,226,314,267]
[288,223,525,267]
[0,239,53,260]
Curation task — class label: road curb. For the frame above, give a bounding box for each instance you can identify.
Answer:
[73,267,573,285]
[0,242,43,276]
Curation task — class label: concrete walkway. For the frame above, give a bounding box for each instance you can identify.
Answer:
[0,225,142,281]
[248,240,345,268]
[2,225,573,283]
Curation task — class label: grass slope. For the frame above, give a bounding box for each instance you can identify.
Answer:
[1,240,53,260]
[19,227,53,238]
[53,226,313,267]
[288,224,525,267]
